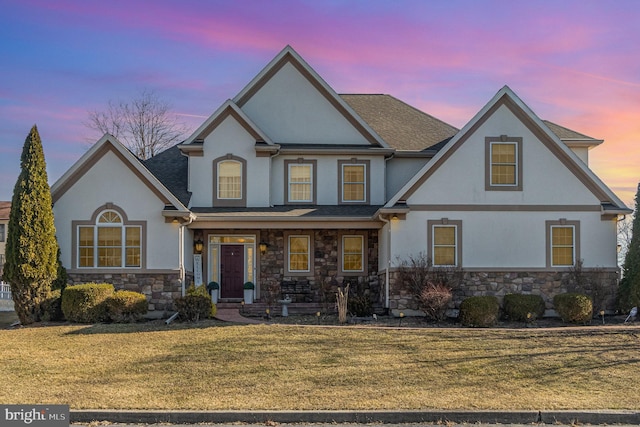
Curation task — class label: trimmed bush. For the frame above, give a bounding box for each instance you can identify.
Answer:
[107,290,148,323]
[61,283,115,323]
[459,296,500,327]
[503,294,545,322]
[174,295,211,321]
[42,289,64,322]
[554,293,593,324]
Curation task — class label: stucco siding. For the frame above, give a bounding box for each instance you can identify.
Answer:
[242,62,370,145]
[189,115,271,207]
[407,105,599,205]
[391,210,617,269]
[53,150,179,270]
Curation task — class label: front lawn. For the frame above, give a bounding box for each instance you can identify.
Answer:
[1,320,639,410]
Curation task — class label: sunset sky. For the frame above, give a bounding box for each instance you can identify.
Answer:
[1,0,638,206]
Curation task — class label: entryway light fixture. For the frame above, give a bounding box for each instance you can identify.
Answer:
[194,237,204,254]
[259,242,269,255]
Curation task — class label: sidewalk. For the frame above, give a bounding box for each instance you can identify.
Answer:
[70,409,640,425]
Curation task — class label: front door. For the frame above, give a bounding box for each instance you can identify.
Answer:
[220,245,244,298]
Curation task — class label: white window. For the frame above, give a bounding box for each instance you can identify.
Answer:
[342,164,366,202]
[218,160,242,200]
[342,235,364,272]
[428,219,462,267]
[485,136,523,191]
[550,225,575,266]
[288,164,313,203]
[77,210,142,268]
[288,235,310,272]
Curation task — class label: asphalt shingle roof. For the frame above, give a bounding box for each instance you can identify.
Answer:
[190,205,382,218]
[142,145,191,206]
[543,120,599,140]
[0,201,10,220]
[341,94,459,151]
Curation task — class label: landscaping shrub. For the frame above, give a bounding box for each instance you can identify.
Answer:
[61,283,115,323]
[553,293,593,324]
[419,281,453,321]
[106,290,148,323]
[42,289,64,321]
[175,283,213,321]
[459,296,500,327]
[347,279,373,317]
[503,294,545,322]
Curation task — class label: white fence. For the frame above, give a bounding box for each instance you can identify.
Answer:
[0,281,11,300]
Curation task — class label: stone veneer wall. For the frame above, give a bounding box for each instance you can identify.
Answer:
[258,229,380,307]
[386,269,619,315]
[67,271,189,312]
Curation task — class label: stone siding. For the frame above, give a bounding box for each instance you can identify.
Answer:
[67,272,188,312]
[258,229,380,308]
[387,269,619,315]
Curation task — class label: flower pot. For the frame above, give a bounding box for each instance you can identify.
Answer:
[244,288,254,304]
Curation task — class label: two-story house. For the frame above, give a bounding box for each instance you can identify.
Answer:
[51,46,630,314]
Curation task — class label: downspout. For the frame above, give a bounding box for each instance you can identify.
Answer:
[179,215,194,297]
[378,214,391,311]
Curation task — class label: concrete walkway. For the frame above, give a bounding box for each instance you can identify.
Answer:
[214,308,264,324]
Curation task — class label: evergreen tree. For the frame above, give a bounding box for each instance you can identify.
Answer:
[618,182,640,311]
[3,125,58,324]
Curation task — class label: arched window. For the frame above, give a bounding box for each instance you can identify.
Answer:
[213,155,247,207]
[77,209,142,268]
[218,160,242,200]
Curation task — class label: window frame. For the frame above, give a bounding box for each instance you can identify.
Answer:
[213,154,247,207]
[338,159,370,204]
[485,136,523,191]
[338,231,367,275]
[427,219,462,267]
[0,223,5,242]
[546,219,580,268]
[284,159,317,205]
[283,231,314,275]
[72,204,146,270]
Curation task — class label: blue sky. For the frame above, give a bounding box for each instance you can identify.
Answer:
[1,0,639,204]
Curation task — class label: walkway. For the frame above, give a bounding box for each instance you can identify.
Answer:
[214,308,264,324]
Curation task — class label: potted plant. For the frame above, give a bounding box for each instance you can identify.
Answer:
[243,281,255,304]
[207,281,219,304]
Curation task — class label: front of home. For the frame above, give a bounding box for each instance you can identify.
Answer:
[51,46,631,315]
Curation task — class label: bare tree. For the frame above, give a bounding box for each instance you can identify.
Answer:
[618,213,634,268]
[86,89,188,159]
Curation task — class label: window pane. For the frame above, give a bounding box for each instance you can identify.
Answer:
[98,247,122,267]
[98,227,121,246]
[342,165,365,202]
[289,165,312,202]
[0,224,5,242]
[98,211,122,223]
[125,248,140,267]
[433,226,456,266]
[491,143,517,185]
[552,226,574,266]
[343,236,363,272]
[79,247,94,267]
[126,227,140,246]
[218,161,242,199]
[289,236,309,271]
[79,227,94,246]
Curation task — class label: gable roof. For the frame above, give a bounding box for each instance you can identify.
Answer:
[51,134,188,211]
[542,120,603,149]
[181,100,274,148]
[341,94,459,151]
[231,45,388,148]
[386,85,630,212]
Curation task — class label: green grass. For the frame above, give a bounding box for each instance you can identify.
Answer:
[1,320,639,410]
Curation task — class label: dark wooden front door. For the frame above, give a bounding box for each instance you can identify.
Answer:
[220,245,244,298]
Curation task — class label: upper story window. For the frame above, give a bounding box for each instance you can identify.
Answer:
[428,219,462,267]
[485,136,523,191]
[0,223,5,242]
[218,160,242,199]
[75,208,144,269]
[338,159,370,204]
[213,154,247,207]
[285,159,317,204]
[546,220,580,267]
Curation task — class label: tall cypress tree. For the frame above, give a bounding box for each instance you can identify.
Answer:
[3,125,58,324]
[618,182,640,311]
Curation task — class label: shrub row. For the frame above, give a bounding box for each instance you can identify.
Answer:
[46,283,149,323]
[459,292,593,327]
[174,284,216,321]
